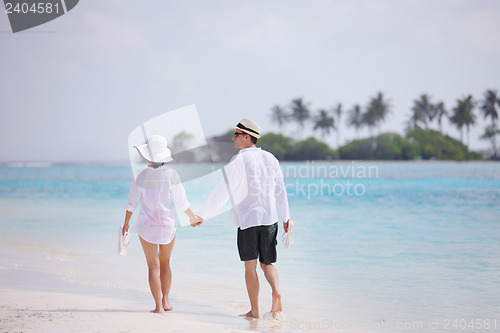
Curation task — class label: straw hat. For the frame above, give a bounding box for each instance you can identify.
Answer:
[133,135,173,163]
[233,118,261,139]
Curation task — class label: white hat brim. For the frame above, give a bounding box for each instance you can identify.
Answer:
[134,144,173,163]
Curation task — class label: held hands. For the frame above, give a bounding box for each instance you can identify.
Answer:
[184,208,202,227]
[190,215,203,227]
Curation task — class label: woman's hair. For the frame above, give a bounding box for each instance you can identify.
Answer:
[149,162,165,169]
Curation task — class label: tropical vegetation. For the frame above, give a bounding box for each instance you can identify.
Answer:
[208,89,498,161]
[263,89,499,160]
[479,90,500,159]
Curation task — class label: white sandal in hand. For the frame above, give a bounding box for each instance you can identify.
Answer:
[118,225,131,256]
[281,220,294,249]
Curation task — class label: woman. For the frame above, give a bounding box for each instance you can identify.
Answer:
[123,134,201,314]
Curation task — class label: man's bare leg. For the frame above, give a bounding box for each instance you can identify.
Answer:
[239,259,260,318]
[159,236,175,311]
[260,263,282,316]
[140,236,164,314]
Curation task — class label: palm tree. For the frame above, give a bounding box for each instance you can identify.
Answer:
[434,101,448,133]
[481,89,499,126]
[313,109,335,141]
[411,94,435,129]
[333,103,342,148]
[363,92,391,136]
[480,90,500,159]
[347,104,363,136]
[270,105,290,132]
[290,98,311,137]
[450,95,476,146]
[362,106,378,137]
[480,125,500,159]
[406,106,425,130]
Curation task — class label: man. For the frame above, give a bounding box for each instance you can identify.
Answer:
[198,118,291,319]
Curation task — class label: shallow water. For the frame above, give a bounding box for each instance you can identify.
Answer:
[1,161,499,332]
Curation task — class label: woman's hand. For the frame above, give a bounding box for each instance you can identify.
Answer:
[122,222,129,235]
[123,211,133,235]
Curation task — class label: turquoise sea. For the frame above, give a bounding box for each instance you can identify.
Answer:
[0,161,499,332]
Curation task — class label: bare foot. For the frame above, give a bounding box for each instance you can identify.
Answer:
[239,310,259,318]
[150,308,164,314]
[163,299,173,311]
[271,293,282,316]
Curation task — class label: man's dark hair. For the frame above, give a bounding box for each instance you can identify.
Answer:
[250,136,258,144]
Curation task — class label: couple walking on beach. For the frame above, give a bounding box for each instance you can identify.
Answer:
[122,118,292,318]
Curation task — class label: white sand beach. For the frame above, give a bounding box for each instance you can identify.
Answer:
[0,242,297,333]
[0,276,285,333]
[0,287,230,333]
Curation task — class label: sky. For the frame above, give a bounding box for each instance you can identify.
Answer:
[1,0,500,162]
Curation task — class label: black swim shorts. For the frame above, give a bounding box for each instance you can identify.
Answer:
[237,222,278,264]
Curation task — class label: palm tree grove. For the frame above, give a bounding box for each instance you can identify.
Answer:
[258,90,499,161]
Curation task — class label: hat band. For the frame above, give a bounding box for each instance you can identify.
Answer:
[236,122,259,136]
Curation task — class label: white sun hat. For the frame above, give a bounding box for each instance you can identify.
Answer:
[133,134,173,163]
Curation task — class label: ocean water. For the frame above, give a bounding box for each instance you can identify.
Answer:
[0,161,499,332]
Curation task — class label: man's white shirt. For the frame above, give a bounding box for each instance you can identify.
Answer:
[198,147,290,230]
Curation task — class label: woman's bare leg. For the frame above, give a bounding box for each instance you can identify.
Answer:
[140,236,163,313]
[159,236,175,311]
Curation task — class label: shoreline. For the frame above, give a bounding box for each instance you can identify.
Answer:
[0,266,298,333]
[0,238,307,333]
[0,159,497,167]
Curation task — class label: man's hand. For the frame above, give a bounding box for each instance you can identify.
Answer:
[283,219,290,233]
